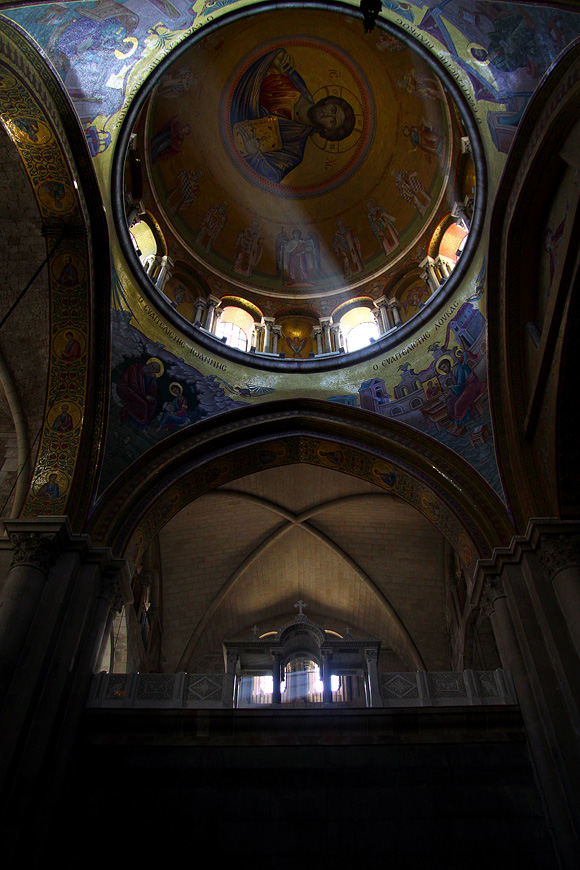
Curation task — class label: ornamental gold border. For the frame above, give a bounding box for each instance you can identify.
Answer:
[0,26,92,519]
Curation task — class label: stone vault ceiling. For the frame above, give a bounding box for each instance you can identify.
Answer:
[158,464,449,674]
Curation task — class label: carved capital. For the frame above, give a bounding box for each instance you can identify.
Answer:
[9,531,57,574]
[101,574,124,614]
[480,575,506,616]
[364,647,379,662]
[537,534,580,578]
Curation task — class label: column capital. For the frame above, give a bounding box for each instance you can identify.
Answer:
[480,575,506,616]
[225,650,238,668]
[537,533,580,578]
[8,530,58,574]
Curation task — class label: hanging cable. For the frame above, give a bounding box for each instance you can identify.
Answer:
[0,225,66,331]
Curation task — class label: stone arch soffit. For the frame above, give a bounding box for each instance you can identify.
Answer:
[175,489,426,671]
[87,400,514,574]
[0,20,110,527]
[487,38,580,527]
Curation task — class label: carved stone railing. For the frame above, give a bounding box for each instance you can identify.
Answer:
[87,672,227,708]
[380,669,516,706]
[87,669,516,709]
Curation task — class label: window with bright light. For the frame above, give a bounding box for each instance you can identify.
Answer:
[215,305,254,351]
[216,319,248,351]
[129,219,158,260]
[341,306,379,352]
[438,221,468,263]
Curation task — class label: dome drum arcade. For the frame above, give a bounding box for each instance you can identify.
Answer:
[119,8,477,368]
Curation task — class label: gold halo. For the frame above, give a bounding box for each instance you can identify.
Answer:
[435,354,455,374]
[146,357,164,377]
[467,42,491,65]
[169,381,183,394]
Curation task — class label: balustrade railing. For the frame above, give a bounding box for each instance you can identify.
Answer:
[87,669,516,710]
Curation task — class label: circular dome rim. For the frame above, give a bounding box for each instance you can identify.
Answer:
[112,0,487,374]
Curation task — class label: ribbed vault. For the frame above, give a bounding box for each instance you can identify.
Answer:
[157,463,449,674]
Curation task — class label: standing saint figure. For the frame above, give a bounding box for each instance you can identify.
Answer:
[166,169,204,212]
[197,200,228,252]
[403,120,443,162]
[233,220,264,277]
[397,69,442,101]
[391,168,431,215]
[230,48,356,184]
[366,200,400,256]
[151,115,191,162]
[332,219,363,278]
[276,228,321,285]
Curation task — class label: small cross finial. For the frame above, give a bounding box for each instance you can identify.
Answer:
[345,625,351,635]
[294,599,307,616]
[251,625,259,636]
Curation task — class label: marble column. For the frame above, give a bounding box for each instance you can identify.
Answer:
[94,572,124,673]
[320,317,333,353]
[271,651,283,704]
[364,647,382,707]
[479,576,521,670]
[312,326,323,356]
[0,526,58,703]
[388,298,402,326]
[223,650,238,707]
[272,325,283,355]
[321,651,333,704]
[537,534,580,659]
[374,296,390,334]
[154,255,174,292]
[331,323,344,353]
[193,297,205,326]
[262,317,275,353]
[126,199,145,228]
[253,323,265,353]
[420,256,439,293]
[451,201,470,230]
[203,295,221,332]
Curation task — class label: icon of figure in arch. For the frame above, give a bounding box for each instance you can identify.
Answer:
[230,48,356,184]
